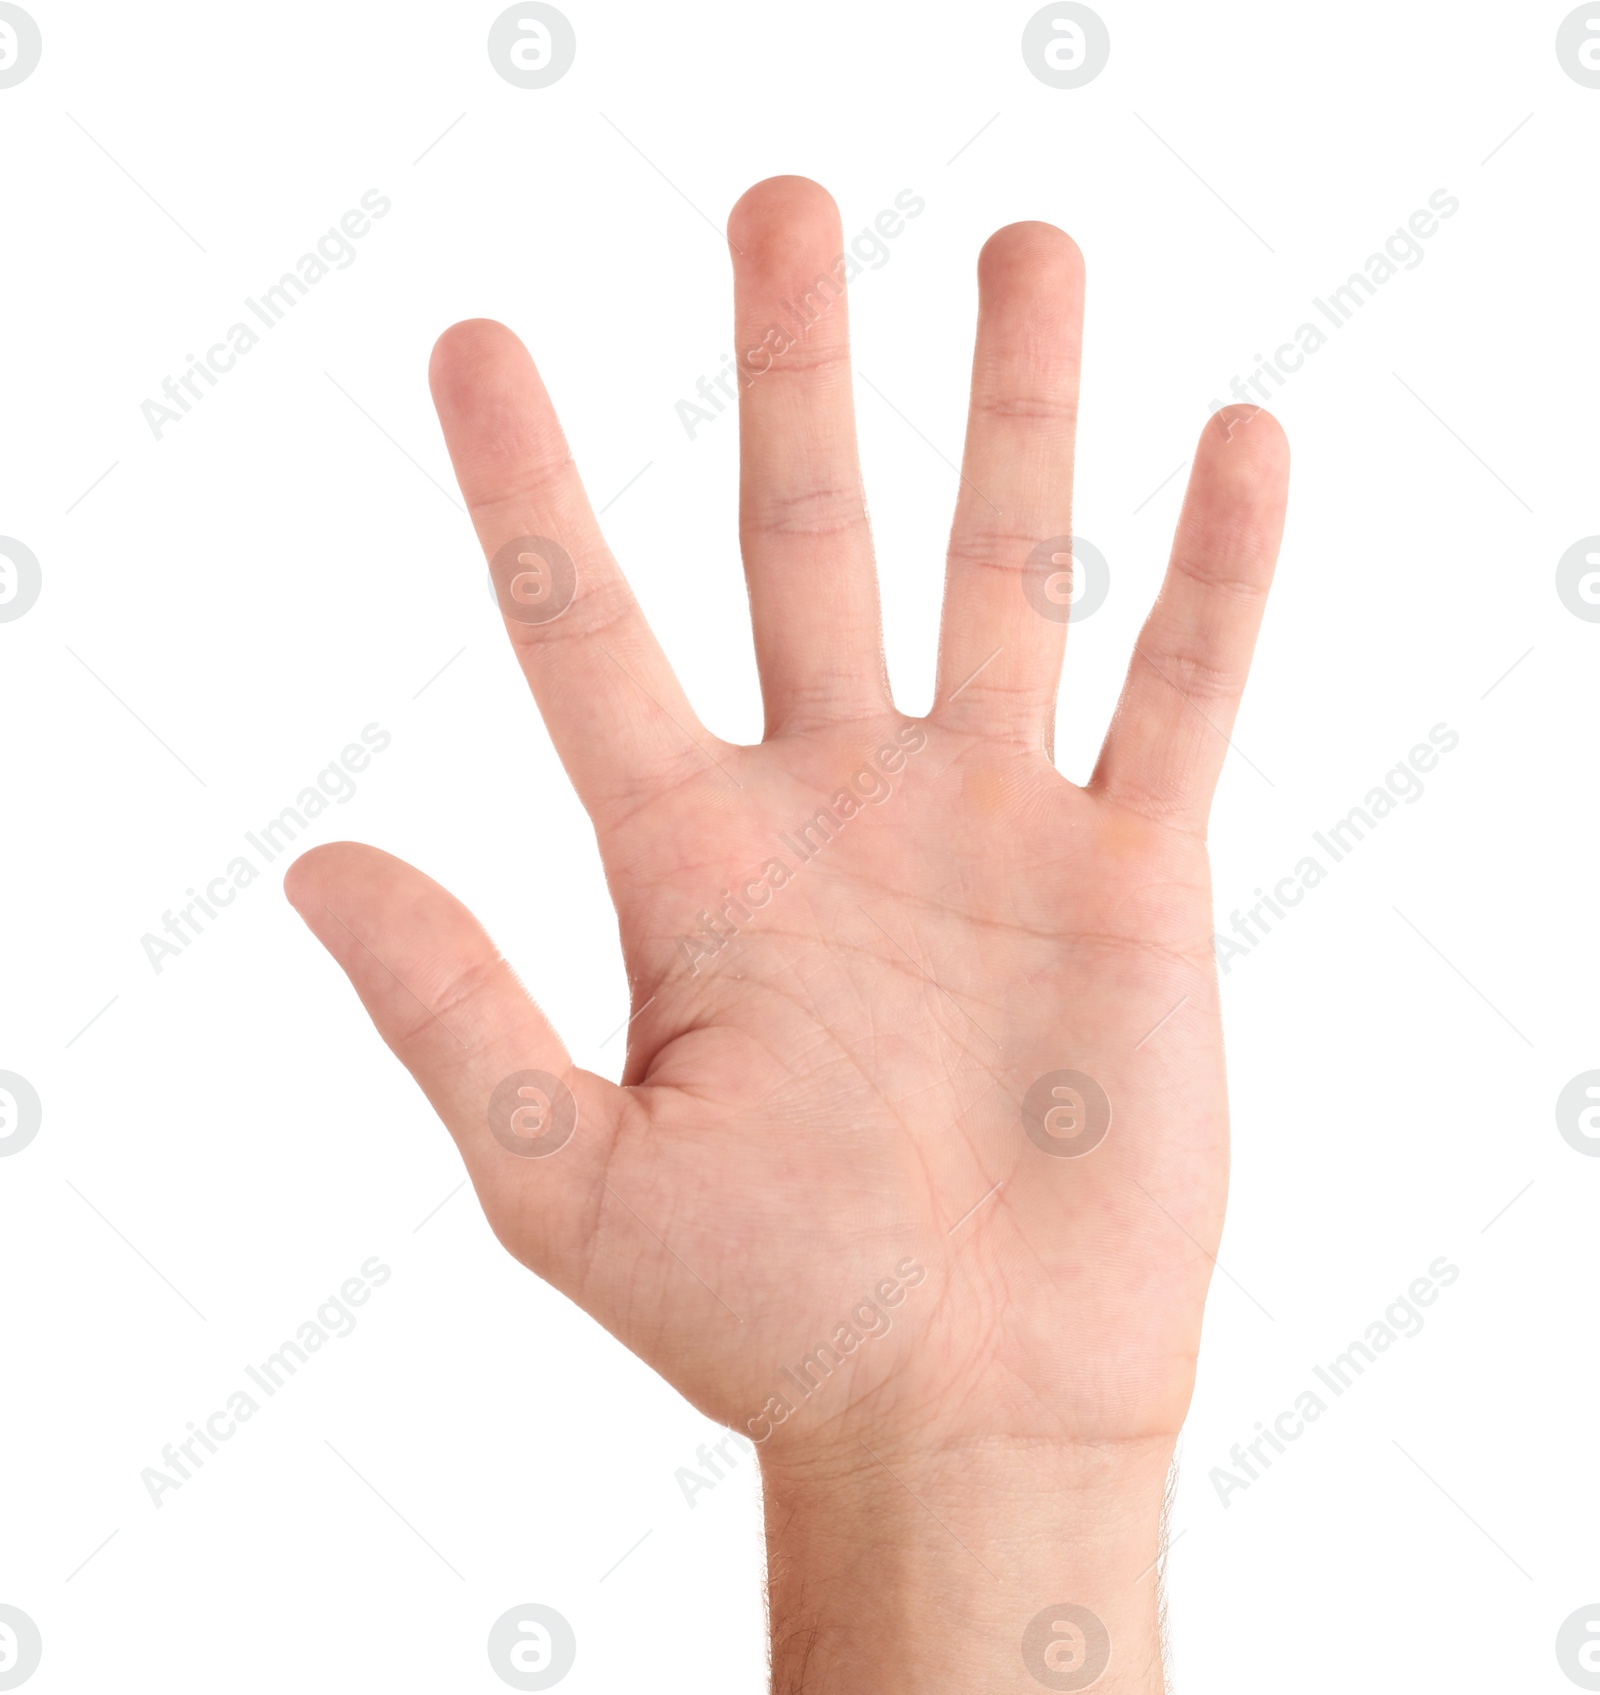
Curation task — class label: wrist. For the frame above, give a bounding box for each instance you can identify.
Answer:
[759,1433,1175,1693]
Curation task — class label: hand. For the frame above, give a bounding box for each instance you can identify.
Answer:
[287,175,1288,1692]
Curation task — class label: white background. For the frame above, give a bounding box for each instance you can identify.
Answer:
[2,1,1597,1689]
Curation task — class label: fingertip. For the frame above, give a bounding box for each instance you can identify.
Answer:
[428,318,530,408]
[428,317,560,494]
[281,845,322,916]
[977,221,1085,303]
[282,842,416,939]
[973,224,1086,354]
[727,175,842,267]
[1202,405,1290,475]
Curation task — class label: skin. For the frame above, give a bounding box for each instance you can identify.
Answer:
[286,176,1288,1691]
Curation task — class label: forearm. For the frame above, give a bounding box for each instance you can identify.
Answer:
[760,1436,1175,1693]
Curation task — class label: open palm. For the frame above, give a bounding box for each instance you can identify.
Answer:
[288,177,1288,1474]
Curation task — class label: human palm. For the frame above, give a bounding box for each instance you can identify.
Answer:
[288,176,1288,1473]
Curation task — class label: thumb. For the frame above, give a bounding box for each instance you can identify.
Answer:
[283,840,622,1290]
